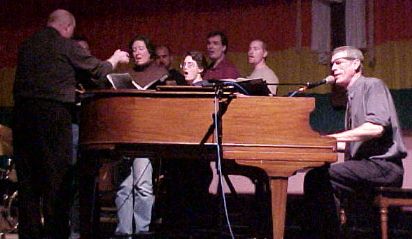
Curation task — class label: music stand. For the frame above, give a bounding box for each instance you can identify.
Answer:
[207,78,270,96]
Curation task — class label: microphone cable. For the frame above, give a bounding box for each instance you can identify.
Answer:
[109,157,151,230]
[225,81,250,95]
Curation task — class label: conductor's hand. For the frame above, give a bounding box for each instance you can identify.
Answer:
[107,49,130,68]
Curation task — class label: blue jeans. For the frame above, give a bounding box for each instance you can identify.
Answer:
[115,157,154,234]
[71,124,79,165]
[70,124,80,239]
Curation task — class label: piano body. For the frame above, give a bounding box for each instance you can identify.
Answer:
[79,89,337,239]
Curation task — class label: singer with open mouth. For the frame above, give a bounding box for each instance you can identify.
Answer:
[203,31,240,81]
[114,35,168,237]
[247,39,279,96]
[181,51,208,86]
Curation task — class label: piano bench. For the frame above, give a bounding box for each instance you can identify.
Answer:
[373,187,412,239]
[339,187,412,239]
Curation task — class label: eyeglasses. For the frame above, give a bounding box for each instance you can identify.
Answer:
[337,57,357,61]
[331,57,358,66]
[180,62,197,69]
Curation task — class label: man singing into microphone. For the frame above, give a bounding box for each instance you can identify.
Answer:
[303,46,406,238]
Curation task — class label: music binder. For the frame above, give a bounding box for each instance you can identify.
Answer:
[107,73,168,90]
[156,85,215,92]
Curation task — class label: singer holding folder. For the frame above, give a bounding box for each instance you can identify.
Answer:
[119,35,168,89]
[303,46,406,238]
[114,35,167,237]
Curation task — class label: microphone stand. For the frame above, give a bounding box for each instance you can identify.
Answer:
[264,83,308,97]
[211,84,235,239]
[213,83,224,163]
[265,83,306,86]
[288,78,334,97]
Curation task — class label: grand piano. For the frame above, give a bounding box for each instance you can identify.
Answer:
[79,89,337,239]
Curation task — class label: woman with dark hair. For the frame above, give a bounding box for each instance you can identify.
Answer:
[180,51,207,86]
[115,35,167,237]
[125,35,168,87]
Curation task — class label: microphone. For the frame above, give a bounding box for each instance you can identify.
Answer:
[304,75,335,89]
[220,81,249,95]
[207,80,250,95]
[158,74,169,83]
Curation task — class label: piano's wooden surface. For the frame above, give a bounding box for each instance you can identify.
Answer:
[79,89,337,239]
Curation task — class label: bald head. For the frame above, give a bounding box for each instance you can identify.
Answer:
[47,9,76,39]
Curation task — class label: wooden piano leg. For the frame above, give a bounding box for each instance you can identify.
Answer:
[270,177,288,239]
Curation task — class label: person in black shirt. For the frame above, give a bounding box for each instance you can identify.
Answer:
[155,45,186,85]
[13,9,129,239]
[72,34,110,91]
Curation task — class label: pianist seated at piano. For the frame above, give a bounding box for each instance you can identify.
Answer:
[114,35,165,236]
[303,46,407,238]
[247,39,279,95]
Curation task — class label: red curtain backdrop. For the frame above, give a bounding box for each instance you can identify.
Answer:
[374,0,412,44]
[1,0,311,67]
[1,0,412,67]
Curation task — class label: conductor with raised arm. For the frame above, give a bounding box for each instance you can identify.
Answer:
[303,46,407,238]
[13,9,129,239]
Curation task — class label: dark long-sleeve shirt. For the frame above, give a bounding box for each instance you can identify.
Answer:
[14,27,113,103]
